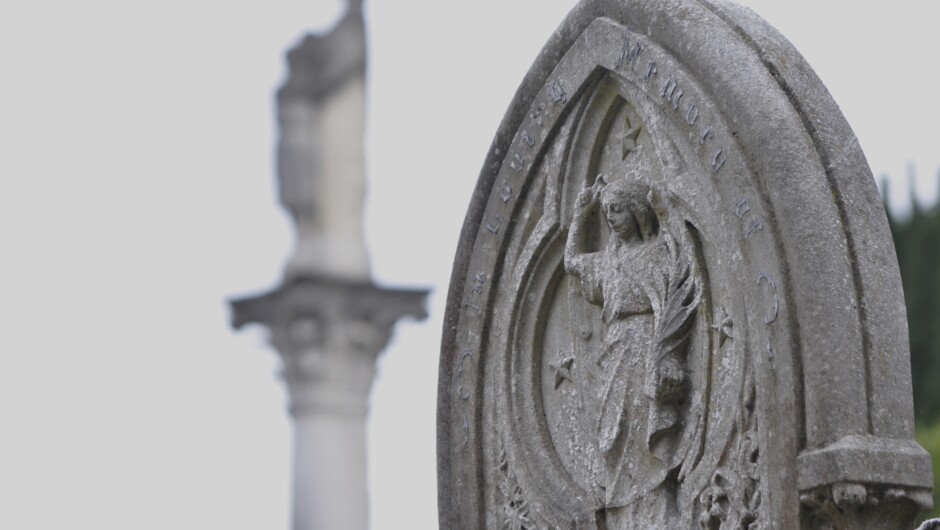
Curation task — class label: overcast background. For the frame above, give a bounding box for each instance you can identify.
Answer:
[1,1,938,529]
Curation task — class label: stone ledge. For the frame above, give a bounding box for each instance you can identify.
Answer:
[798,434,934,490]
[229,274,429,331]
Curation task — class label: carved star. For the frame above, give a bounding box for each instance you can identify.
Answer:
[621,121,642,159]
[549,352,575,389]
[713,307,734,348]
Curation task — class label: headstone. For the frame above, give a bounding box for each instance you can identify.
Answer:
[438,1,933,528]
[230,2,428,530]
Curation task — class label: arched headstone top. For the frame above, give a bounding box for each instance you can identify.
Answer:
[438,1,933,528]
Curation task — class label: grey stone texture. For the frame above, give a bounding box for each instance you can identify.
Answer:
[437,0,933,528]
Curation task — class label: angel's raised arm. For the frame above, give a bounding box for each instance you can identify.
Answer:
[565,180,603,276]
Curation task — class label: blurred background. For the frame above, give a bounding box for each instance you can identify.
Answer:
[0,0,937,528]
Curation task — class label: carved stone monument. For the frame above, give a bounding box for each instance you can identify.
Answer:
[438,1,933,528]
[230,2,427,529]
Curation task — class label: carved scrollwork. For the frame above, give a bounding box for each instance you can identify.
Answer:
[698,368,763,530]
[699,470,731,530]
[800,484,933,530]
[495,438,540,530]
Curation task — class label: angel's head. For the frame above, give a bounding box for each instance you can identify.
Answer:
[600,174,658,242]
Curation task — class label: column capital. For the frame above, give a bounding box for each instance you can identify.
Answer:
[230,274,428,417]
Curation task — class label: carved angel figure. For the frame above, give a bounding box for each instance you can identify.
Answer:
[564,173,700,528]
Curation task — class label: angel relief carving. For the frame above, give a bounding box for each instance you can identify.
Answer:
[490,88,764,530]
[563,171,702,528]
[454,13,931,529]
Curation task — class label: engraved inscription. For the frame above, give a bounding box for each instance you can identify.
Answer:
[457,348,474,447]
[498,178,513,203]
[471,271,488,295]
[645,61,658,79]
[711,148,727,172]
[510,153,525,172]
[736,198,751,218]
[757,273,779,324]
[549,80,568,105]
[660,78,678,99]
[700,126,714,144]
[464,271,488,314]
[735,197,765,239]
[485,213,503,235]
[685,104,699,126]
[618,37,643,70]
[660,77,684,109]
[530,103,546,128]
[456,350,473,400]
[744,218,764,239]
[521,129,536,147]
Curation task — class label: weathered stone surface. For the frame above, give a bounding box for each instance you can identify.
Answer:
[437,1,933,528]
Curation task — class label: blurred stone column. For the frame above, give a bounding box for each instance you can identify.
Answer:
[230,2,427,529]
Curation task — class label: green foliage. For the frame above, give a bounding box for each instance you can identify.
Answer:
[888,178,940,522]
[886,186,940,425]
[915,419,940,520]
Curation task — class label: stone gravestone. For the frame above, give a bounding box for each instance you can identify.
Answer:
[437,0,934,528]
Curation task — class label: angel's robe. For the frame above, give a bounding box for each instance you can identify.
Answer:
[571,236,675,513]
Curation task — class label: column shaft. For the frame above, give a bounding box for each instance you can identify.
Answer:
[292,412,368,530]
